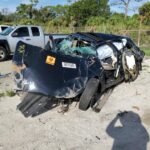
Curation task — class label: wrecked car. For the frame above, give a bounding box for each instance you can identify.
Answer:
[12,32,144,117]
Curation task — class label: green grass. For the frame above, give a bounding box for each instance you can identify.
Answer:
[143,65,149,68]
[0,92,5,97]
[0,90,16,98]
[5,90,16,97]
[142,48,150,56]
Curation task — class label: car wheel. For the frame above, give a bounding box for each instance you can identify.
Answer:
[79,78,99,111]
[0,46,7,61]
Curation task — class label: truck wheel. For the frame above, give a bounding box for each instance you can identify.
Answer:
[0,46,7,61]
[79,78,99,111]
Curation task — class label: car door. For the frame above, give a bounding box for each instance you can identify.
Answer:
[29,27,44,48]
[7,27,31,53]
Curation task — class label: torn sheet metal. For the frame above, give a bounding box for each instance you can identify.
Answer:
[13,41,99,98]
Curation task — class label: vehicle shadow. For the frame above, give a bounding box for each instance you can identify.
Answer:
[106,111,149,150]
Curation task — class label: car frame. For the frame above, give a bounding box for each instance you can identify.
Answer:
[12,32,144,117]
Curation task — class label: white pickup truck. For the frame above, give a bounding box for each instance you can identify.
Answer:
[0,25,10,33]
[0,25,67,61]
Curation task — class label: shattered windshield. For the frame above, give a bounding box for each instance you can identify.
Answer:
[56,38,96,57]
[0,27,14,36]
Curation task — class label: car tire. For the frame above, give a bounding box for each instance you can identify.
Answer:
[79,78,99,111]
[0,46,7,61]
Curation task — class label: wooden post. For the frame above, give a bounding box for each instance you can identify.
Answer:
[138,16,145,47]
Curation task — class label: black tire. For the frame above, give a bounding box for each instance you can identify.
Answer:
[0,46,7,61]
[79,78,99,111]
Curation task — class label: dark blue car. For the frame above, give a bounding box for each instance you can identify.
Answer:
[12,32,144,117]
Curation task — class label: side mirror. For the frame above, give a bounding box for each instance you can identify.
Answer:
[12,32,18,37]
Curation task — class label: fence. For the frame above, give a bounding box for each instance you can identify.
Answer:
[43,26,150,51]
[119,29,150,49]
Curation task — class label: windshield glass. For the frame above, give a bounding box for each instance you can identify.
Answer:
[56,38,96,57]
[0,27,14,36]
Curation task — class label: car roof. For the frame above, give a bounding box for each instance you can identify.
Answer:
[70,32,128,45]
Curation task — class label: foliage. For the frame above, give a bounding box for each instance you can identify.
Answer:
[5,90,16,97]
[0,0,149,29]
[36,6,56,23]
[0,92,5,97]
[16,0,39,20]
[139,2,150,25]
[67,0,110,25]
[142,48,150,56]
[86,16,107,26]
[110,0,143,18]
[0,90,16,97]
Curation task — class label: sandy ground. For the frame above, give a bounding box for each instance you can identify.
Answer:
[0,58,150,150]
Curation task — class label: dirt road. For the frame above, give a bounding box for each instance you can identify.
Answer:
[0,58,150,150]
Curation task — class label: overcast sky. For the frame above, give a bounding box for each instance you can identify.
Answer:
[0,0,149,15]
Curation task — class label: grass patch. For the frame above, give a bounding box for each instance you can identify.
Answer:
[5,90,16,97]
[142,48,150,56]
[142,68,147,71]
[143,65,149,68]
[0,92,5,97]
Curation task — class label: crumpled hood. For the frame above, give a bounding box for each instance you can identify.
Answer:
[13,41,88,98]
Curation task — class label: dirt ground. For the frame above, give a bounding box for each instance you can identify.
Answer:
[0,58,150,150]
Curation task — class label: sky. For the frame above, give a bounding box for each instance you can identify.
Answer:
[0,0,69,12]
[109,0,150,15]
[0,0,149,15]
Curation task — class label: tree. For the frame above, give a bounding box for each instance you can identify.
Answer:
[0,12,4,21]
[108,13,125,25]
[139,2,150,25]
[110,0,142,18]
[16,0,39,19]
[67,0,110,25]
[50,5,69,17]
[30,0,39,6]
[37,6,56,23]
[1,8,9,15]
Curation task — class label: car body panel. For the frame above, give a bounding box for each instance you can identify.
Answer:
[13,41,102,98]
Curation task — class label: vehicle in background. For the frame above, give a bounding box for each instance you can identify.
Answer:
[0,25,67,61]
[0,25,10,33]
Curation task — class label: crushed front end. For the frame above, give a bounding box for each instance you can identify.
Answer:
[12,40,102,117]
